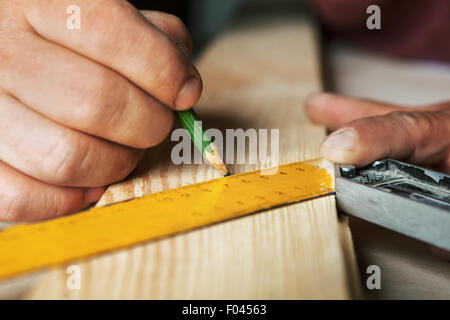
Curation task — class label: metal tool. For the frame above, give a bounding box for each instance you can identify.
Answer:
[336,159,450,250]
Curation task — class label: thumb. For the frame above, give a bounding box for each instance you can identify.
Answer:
[320,110,450,171]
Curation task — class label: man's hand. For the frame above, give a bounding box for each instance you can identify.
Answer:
[0,0,201,221]
[306,93,450,260]
[306,93,450,173]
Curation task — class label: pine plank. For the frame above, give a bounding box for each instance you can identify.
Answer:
[23,14,360,299]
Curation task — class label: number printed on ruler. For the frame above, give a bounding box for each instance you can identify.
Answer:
[0,161,334,281]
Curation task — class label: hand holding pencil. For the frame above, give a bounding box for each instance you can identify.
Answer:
[0,1,202,221]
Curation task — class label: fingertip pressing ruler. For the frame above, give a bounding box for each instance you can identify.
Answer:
[0,161,334,281]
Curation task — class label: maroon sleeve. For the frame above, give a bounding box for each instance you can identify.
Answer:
[310,0,450,62]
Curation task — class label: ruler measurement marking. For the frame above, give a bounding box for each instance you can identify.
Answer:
[0,161,333,281]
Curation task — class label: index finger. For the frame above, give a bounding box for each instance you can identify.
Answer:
[22,0,202,110]
[305,93,401,130]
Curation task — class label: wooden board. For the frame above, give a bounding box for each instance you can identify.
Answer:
[14,14,360,299]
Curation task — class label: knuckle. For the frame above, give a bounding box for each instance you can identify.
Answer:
[0,184,26,222]
[148,113,174,148]
[166,14,191,45]
[91,0,135,23]
[128,108,174,149]
[389,111,420,127]
[385,110,449,152]
[44,132,138,186]
[344,118,365,132]
[107,0,137,17]
[415,110,449,139]
[165,14,186,30]
[388,110,442,137]
[86,0,138,51]
[43,133,91,185]
[110,149,140,181]
[75,69,129,130]
[142,12,192,52]
[150,47,187,97]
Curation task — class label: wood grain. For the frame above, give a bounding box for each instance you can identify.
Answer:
[23,14,361,299]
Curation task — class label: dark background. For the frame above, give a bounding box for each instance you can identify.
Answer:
[128,0,190,24]
[125,0,243,57]
[125,0,309,57]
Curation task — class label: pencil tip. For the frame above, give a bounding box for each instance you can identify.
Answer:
[204,142,230,176]
[213,163,229,176]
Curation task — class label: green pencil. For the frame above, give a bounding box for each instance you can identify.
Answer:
[175,110,229,176]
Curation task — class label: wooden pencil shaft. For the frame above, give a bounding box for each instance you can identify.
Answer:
[175,110,213,155]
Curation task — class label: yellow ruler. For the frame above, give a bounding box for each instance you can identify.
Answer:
[0,161,334,281]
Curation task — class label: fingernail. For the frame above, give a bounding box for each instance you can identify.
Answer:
[321,128,359,163]
[322,128,358,150]
[84,187,105,204]
[175,75,202,110]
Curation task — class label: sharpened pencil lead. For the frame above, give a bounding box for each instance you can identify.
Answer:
[175,110,228,176]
